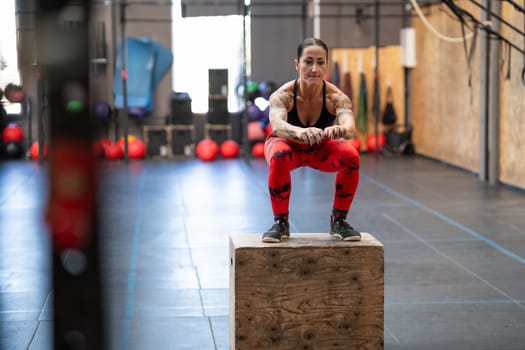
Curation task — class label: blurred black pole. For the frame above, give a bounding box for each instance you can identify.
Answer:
[241,0,250,159]
[373,0,380,157]
[37,70,46,164]
[111,0,119,142]
[35,1,106,349]
[120,0,130,161]
[402,0,413,129]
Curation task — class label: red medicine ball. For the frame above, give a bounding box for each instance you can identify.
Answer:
[2,124,24,142]
[366,133,386,152]
[105,141,123,160]
[196,138,219,162]
[247,121,266,141]
[128,139,146,159]
[251,142,265,158]
[220,140,240,159]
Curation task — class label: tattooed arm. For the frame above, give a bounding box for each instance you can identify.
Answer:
[324,90,356,139]
[269,88,312,143]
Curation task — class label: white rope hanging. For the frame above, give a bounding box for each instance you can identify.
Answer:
[409,0,476,43]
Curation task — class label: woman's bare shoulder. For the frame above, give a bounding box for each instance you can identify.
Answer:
[324,80,345,95]
[270,81,294,102]
[324,81,349,101]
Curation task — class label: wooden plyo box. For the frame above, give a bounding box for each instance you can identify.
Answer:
[230,233,384,350]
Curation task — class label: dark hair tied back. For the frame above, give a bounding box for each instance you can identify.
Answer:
[296,38,329,60]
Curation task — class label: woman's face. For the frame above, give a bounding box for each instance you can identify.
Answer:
[295,45,328,84]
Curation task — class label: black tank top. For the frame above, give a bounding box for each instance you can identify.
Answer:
[287,80,336,129]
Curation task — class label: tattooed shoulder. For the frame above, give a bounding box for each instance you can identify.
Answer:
[271,90,292,109]
[333,94,352,110]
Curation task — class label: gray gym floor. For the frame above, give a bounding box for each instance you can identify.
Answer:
[1,153,524,349]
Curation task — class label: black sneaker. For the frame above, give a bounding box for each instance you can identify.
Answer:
[262,219,290,243]
[330,218,361,241]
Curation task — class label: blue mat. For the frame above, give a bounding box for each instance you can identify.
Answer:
[150,39,173,89]
[113,36,173,113]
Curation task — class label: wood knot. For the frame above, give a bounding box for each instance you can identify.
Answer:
[305,257,316,265]
[298,267,311,277]
[303,331,315,340]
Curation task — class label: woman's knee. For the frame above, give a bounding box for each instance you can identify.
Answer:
[265,139,294,166]
[268,149,294,169]
[340,143,360,168]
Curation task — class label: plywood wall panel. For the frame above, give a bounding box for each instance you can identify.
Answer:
[412,2,480,173]
[499,1,525,189]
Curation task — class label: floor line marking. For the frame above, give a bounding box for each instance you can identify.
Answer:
[384,213,525,310]
[385,326,402,346]
[118,173,146,350]
[382,237,477,244]
[363,174,525,265]
[208,316,219,350]
[386,299,525,306]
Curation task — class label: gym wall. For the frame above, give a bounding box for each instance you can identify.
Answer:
[249,0,407,85]
[412,1,525,190]
[412,1,481,173]
[250,15,307,85]
[320,0,407,49]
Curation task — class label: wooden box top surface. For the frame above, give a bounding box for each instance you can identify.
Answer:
[230,233,383,249]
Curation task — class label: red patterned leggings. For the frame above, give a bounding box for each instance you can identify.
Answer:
[264,136,360,216]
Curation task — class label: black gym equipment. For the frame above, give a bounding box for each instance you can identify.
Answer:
[3,141,24,159]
